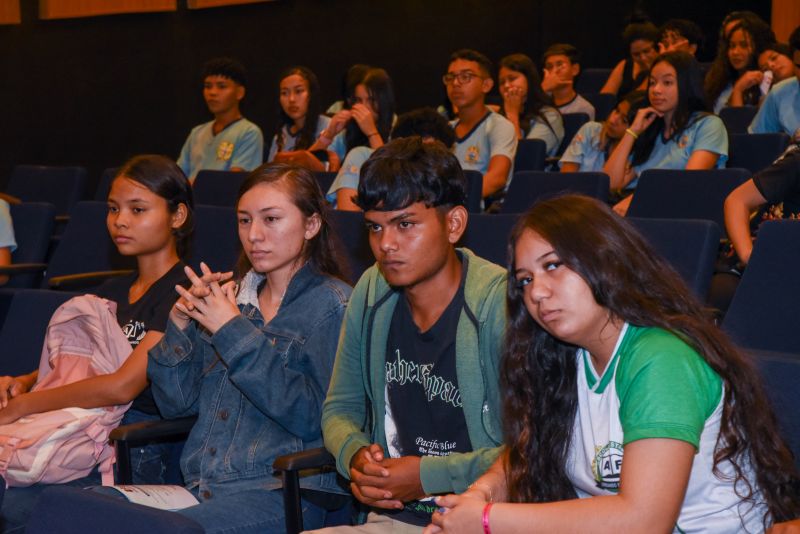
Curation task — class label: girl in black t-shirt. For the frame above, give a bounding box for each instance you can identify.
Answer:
[0,155,197,474]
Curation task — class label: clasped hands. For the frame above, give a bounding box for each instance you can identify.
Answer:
[170,262,237,335]
[348,443,426,510]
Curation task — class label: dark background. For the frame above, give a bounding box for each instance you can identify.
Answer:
[0,0,770,192]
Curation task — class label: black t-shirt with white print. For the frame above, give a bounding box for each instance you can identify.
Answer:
[382,265,472,526]
[95,262,188,415]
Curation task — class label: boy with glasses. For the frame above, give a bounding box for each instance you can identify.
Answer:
[444,49,517,201]
[541,44,596,120]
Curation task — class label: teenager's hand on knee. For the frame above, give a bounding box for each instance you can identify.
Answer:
[0,375,27,408]
[768,519,800,533]
[428,494,484,534]
[380,455,425,502]
[0,396,24,424]
[349,444,402,509]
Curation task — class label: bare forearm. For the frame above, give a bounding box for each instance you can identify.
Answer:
[604,133,636,189]
[489,494,672,534]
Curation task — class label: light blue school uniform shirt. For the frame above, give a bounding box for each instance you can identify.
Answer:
[450,111,517,185]
[267,115,330,162]
[630,113,728,189]
[748,77,800,139]
[558,93,595,121]
[559,121,606,172]
[177,117,264,182]
[0,200,16,252]
[326,146,375,208]
[526,106,565,158]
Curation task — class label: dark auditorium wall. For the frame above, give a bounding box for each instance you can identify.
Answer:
[0,0,769,191]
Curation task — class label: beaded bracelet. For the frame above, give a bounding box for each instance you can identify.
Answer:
[482,502,494,534]
[625,128,639,140]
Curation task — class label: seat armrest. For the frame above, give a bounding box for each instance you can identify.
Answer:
[0,263,48,275]
[48,269,134,290]
[273,447,335,472]
[110,415,197,443]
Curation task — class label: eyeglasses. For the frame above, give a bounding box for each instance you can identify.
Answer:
[443,71,481,85]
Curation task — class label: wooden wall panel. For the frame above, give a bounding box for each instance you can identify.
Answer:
[0,0,20,25]
[187,0,273,9]
[772,0,800,42]
[39,0,176,20]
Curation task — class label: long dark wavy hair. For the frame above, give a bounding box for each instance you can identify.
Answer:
[344,68,395,153]
[704,17,774,109]
[234,162,345,282]
[630,51,709,167]
[501,194,800,527]
[274,66,323,153]
[115,154,194,260]
[499,53,558,137]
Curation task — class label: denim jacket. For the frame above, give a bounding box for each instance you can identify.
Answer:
[148,264,351,500]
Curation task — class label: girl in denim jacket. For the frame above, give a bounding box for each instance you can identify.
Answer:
[148,163,352,534]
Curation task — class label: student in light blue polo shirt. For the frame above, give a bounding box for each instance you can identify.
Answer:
[604,52,728,215]
[0,199,16,286]
[497,53,564,157]
[177,58,263,182]
[445,49,517,201]
[267,66,330,163]
[560,91,645,173]
[310,68,395,170]
[749,26,800,139]
[327,108,455,210]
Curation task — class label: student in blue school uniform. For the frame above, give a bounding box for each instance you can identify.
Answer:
[177,57,264,182]
[603,52,728,215]
[445,49,517,201]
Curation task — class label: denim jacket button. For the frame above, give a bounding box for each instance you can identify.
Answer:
[175,346,184,356]
[209,447,216,455]
[219,409,229,421]
[202,490,212,499]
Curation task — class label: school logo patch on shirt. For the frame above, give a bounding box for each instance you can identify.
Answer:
[466,145,480,164]
[593,441,623,492]
[217,141,234,161]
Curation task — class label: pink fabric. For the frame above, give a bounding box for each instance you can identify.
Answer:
[0,294,132,486]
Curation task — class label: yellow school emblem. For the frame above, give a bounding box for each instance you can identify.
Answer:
[217,141,234,161]
[466,145,480,164]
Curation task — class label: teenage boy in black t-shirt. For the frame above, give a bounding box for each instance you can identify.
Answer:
[315,138,507,532]
[725,144,800,264]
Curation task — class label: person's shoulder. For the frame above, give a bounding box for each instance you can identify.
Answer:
[312,274,353,310]
[189,120,213,136]
[489,110,515,129]
[620,326,708,373]
[689,112,725,132]
[343,145,375,164]
[771,77,799,97]
[580,120,603,136]
[460,249,507,295]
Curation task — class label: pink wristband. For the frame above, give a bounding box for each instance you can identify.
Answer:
[482,502,493,534]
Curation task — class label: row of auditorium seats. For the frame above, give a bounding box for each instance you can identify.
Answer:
[2,123,786,223]
[3,218,799,533]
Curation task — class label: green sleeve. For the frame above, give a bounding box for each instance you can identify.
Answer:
[321,273,373,478]
[616,328,722,449]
